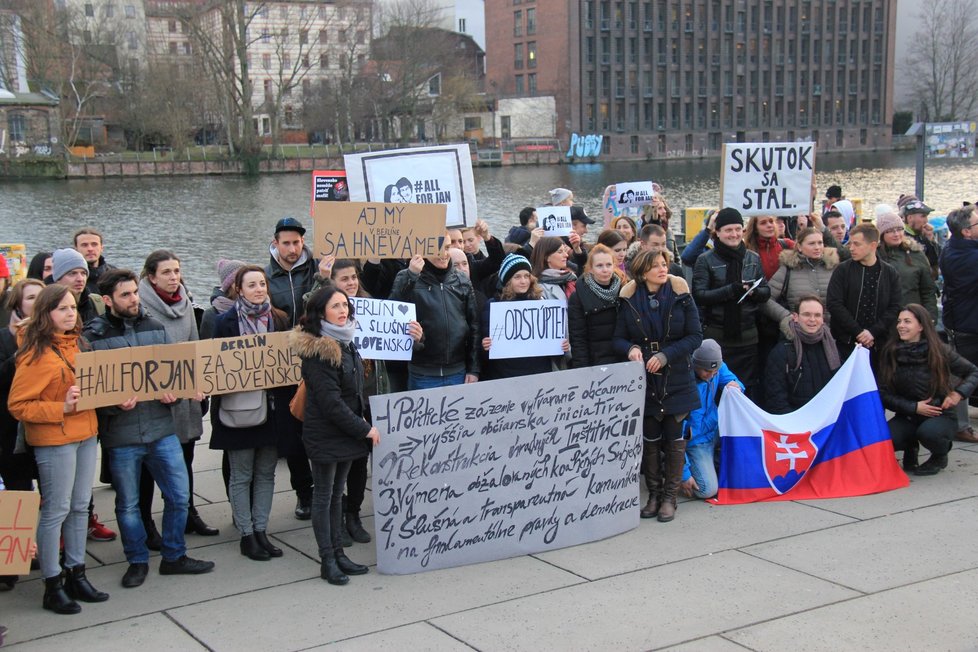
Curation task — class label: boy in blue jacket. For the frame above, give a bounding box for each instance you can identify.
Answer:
[680,339,744,499]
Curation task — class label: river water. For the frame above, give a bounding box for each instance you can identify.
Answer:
[1,150,974,296]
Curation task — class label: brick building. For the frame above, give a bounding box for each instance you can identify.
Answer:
[486,0,896,159]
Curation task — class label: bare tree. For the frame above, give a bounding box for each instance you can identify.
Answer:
[905,0,978,121]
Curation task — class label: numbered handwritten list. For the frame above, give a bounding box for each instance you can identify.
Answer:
[369,362,645,574]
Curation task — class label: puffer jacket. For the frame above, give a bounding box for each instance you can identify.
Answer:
[390,261,480,378]
[8,332,98,447]
[290,328,371,463]
[613,276,703,417]
[879,341,978,417]
[692,247,771,336]
[567,276,620,367]
[761,247,840,331]
[83,308,178,448]
[879,238,938,323]
[266,244,317,327]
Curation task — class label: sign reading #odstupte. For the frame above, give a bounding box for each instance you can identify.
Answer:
[350,297,417,361]
[369,362,645,574]
[537,205,573,237]
[344,144,477,228]
[721,142,815,216]
[488,299,566,360]
[312,201,446,260]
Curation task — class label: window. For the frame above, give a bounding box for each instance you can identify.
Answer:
[515,44,523,69]
[282,54,291,68]
[527,41,537,68]
[300,30,308,45]
[302,79,311,95]
[125,4,135,18]
[302,55,310,68]
[527,8,536,34]
[8,113,26,142]
[262,53,271,69]
[280,6,288,19]
[104,4,114,18]
[459,18,467,32]
[428,74,441,96]
[127,31,137,49]
[169,41,178,54]
[514,10,522,36]
[515,74,524,95]
[464,116,482,130]
[356,31,365,44]
[84,3,94,17]
[261,29,270,43]
[319,30,327,45]
[263,79,272,97]
[320,53,329,68]
[339,29,347,43]
[168,19,177,33]
[528,73,537,95]
[182,42,191,55]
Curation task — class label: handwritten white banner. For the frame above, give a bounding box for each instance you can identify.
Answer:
[351,297,416,361]
[488,299,566,360]
[721,142,815,217]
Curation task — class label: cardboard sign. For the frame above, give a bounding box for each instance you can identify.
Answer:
[312,201,446,260]
[350,297,417,361]
[75,342,199,410]
[370,362,645,574]
[0,491,40,575]
[614,181,655,208]
[538,205,573,237]
[720,142,815,217]
[488,300,567,359]
[310,169,349,214]
[344,144,477,227]
[196,332,301,395]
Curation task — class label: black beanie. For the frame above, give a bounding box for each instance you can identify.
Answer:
[714,207,743,230]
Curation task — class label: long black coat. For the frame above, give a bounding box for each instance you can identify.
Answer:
[612,276,703,418]
[568,277,620,368]
[290,328,371,464]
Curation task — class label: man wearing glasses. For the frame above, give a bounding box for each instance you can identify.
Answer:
[940,205,978,443]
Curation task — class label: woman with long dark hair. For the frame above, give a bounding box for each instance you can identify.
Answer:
[614,249,702,522]
[879,304,978,475]
[26,251,53,281]
[209,265,289,561]
[290,284,380,585]
[8,285,108,614]
[530,236,577,303]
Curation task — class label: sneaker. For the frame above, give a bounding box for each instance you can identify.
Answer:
[159,556,215,576]
[88,514,117,542]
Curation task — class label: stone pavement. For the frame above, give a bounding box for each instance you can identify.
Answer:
[2,417,978,651]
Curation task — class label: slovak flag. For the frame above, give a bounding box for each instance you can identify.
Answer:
[714,347,909,504]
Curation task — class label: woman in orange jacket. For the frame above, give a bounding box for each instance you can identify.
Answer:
[8,284,108,615]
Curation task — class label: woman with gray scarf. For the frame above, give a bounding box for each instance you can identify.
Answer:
[138,250,217,539]
[289,283,380,585]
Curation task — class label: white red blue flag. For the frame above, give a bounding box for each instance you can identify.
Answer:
[714,347,909,504]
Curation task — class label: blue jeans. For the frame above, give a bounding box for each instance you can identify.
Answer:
[34,437,97,579]
[685,442,719,499]
[108,434,189,563]
[408,371,465,390]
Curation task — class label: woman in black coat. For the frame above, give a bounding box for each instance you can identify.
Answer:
[878,303,978,476]
[209,266,289,562]
[614,249,702,523]
[290,284,380,585]
[568,244,622,368]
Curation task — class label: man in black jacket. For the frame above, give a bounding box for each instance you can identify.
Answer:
[85,269,214,588]
[826,223,902,360]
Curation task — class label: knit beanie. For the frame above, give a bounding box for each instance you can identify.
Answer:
[497,253,532,290]
[875,212,904,235]
[549,187,573,205]
[217,258,247,293]
[714,207,743,231]
[692,339,723,370]
[51,248,88,282]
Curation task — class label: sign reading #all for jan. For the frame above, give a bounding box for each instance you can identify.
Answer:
[721,142,815,217]
[537,205,573,237]
[614,181,656,207]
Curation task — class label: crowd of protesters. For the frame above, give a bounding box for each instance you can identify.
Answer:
[1,182,978,623]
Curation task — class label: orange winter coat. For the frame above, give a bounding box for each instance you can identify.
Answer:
[8,332,98,447]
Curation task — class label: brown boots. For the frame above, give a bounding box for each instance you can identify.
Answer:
[641,438,687,523]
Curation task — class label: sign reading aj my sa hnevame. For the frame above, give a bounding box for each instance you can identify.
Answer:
[721,142,815,217]
[369,362,645,574]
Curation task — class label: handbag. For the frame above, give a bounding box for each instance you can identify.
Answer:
[289,380,307,421]
[219,389,268,428]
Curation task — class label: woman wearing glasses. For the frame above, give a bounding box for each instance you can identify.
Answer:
[614,249,702,523]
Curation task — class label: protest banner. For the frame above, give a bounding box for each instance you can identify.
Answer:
[720,142,815,217]
[488,300,566,360]
[350,297,417,361]
[0,491,40,575]
[196,332,301,395]
[310,170,349,214]
[344,144,477,227]
[75,342,198,410]
[614,181,655,208]
[312,201,446,260]
[370,362,645,574]
[538,205,573,237]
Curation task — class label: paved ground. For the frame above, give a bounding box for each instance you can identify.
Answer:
[2,412,978,651]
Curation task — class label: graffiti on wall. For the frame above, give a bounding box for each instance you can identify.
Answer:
[566,133,603,159]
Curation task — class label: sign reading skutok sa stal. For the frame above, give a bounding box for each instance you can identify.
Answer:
[720,142,815,217]
[369,362,645,574]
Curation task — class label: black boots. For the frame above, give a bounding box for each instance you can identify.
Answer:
[321,556,349,585]
[144,519,163,551]
[64,564,109,603]
[42,575,81,615]
[240,533,271,561]
[639,439,662,519]
[335,550,368,575]
[345,512,371,544]
[915,452,949,476]
[294,497,312,521]
[658,439,688,523]
[254,531,283,557]
[185,506,219,536]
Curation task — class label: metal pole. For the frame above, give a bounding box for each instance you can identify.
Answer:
[915,123,926,201]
